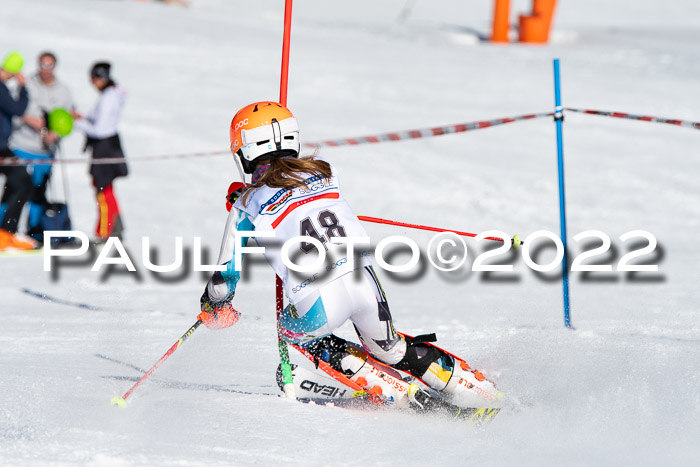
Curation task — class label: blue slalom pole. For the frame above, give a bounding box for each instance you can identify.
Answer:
[553,59,572,328]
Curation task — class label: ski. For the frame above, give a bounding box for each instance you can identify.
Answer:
[284,343,501,426]
[278,363,359,401]
[412,392,501,425]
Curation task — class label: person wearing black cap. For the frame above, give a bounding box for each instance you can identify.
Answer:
[73,61,128,242]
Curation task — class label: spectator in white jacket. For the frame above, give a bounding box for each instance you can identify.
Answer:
[73,61,128,242]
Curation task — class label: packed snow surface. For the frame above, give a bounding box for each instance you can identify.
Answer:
[1,0,699,465]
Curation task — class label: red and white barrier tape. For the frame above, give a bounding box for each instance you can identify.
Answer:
[565,108,700,130]
[306,111,553,148]
[0,111,551,166]
[8,108,698,166]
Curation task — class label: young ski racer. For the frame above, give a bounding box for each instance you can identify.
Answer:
[199,101,504,411]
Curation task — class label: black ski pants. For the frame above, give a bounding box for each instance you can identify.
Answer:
[0,148,33,233]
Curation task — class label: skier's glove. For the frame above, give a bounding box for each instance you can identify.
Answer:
[198,290,240,330]
[226,182,247,212]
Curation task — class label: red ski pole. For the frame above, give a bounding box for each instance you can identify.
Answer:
[111,319,203,407]
[357,215,522,247]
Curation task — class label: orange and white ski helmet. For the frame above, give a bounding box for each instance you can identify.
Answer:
[229,101,300,174]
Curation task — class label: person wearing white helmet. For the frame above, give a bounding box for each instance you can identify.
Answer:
[198,101,504,410]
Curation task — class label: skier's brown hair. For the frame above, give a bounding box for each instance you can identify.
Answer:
[241,156,332,206]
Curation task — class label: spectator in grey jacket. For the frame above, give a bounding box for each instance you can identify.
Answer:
[0,52,36,251]
[10,51,74,241]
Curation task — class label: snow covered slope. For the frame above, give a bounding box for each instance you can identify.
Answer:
[1,0,699,465]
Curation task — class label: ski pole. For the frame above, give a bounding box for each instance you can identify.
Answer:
[56,146,71,206]
[111,319,203,407]
[357,215,522,248]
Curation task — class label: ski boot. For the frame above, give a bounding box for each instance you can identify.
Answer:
[393,334,505,408]
[306,335,420,408]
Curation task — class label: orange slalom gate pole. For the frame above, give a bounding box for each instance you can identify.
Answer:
[491,0,510,43]
[279,0,293,107]
[276,0,296,400]
[519,0,557,44]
